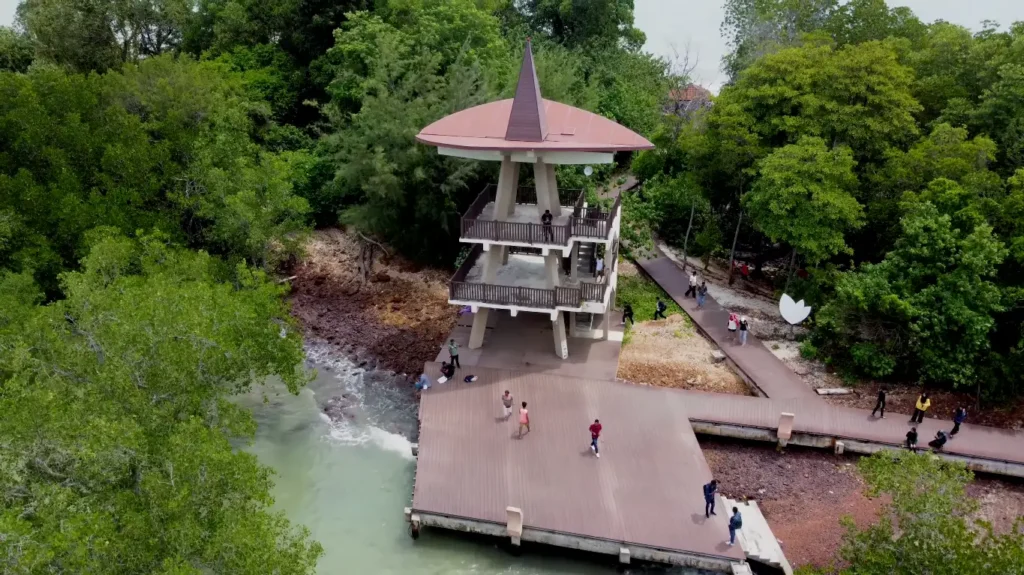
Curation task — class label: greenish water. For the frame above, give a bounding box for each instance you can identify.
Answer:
[239,345,626,575]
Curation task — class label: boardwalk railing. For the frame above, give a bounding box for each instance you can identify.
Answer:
[461,184,614,245]
[448,245,607,309]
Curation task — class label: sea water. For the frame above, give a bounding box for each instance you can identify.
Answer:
[238,345,626,574]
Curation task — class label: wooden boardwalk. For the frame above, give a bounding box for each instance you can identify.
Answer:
[636,255,1024,468]
[413,364,746,566]
[638,256,818,400]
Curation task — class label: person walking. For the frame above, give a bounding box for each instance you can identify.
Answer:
[703,479,718,518]
[654,298,667,320]
[501,390,513,420]
[622,303,634,326]
[518,401,530,438]
[951,406,967,436]
[727,507,742,546]
[541,210,554,242]
[697,282,708,308]
[595,257,605,281]
[906,427,918,450]
[684,271,698,298]
[589,419,602,458]
[448,339,460,369]
[871,388,887,418]
[738,316,749,346]
[727,312,738,342]
[910,392,930,423]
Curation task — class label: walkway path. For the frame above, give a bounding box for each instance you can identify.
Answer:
[636,253,1024,472]
[638,256,818,400]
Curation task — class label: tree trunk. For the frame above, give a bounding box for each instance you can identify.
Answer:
[784,248,797,294]
[680,202,695,272]
[728,211,743,286]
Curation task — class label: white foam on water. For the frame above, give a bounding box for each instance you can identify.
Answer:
[324,419,415,461]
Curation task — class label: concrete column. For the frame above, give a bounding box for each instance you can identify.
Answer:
[504,161,520,219]
[600,308,611,341]
[569,312,578,337]
[546,162,561,217]
[495,156,517,221]
[570,242,579,283]
[543,252,560,289]
[534,160,552,215]
[552,312,568,359]
[469,245,506,350]
[469,308,489,349]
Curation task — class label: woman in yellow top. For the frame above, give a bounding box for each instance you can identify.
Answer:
[911,392,930,423]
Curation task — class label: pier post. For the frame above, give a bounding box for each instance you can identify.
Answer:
[777,412,795,449]
[506,506,523,546]
[618,547,631,565]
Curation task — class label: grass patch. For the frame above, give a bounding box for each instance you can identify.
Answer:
[616,273,686,344]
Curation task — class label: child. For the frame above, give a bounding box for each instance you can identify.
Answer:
[727,312,738,342]
[518,402,530,438]
[501,390,513,419]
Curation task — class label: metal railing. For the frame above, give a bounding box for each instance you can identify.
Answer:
[460,185,614,246]
[448,245,608,309]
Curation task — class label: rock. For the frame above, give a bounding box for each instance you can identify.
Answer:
[793,364,811,376]
[373,271,391,282]
[711,350,727,363]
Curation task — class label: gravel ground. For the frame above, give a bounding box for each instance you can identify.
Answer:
[699,437,880,570]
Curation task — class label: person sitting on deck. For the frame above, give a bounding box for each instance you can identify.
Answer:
[906,427,918,450]
[928,430,948,451]
[541,209,554,242]
[414,373,431,391]
[440,362,455,380]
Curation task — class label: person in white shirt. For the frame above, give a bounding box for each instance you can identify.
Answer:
[595,257,605,280]
[685,271,698,298]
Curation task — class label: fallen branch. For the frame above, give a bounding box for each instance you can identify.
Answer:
[356,231,390,258]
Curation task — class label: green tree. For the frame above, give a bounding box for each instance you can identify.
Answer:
[0,27,34,72]
[743,136,862,265]
[815,189,1006,386]
[817,451,1024,575]
[517,0,645,50]
[0,232,322,573]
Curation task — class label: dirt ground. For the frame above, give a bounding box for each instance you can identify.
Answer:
[701,437,1024,570]
[615,261,751,395]
[617,314,751,395]
[289,228,458,376]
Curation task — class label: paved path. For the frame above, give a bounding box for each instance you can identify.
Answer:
[636,254,1024,468]
[638,256,818,400]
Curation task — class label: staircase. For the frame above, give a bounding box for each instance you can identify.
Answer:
[720,497,793,575]
[576,242,595,279]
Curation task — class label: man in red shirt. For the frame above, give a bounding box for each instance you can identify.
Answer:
[589,419,602,458]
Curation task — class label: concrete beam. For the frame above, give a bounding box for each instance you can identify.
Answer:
[438,147,503,161]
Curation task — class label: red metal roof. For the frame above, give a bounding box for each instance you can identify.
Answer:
[417,40,653,153]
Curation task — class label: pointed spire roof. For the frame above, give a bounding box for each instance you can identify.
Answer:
[504,38,548,142]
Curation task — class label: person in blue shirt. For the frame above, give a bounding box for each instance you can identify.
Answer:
[414,373,431,391]
[703,479,718,518]
[727,507,742,546]
[951,406,967,436]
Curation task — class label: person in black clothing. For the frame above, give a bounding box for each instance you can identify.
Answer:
[622,303,634,326]
[703,479,718,518]
[906,427,918,450]
[928,430,948,451]
[541,209,554,242]
[440,362,455,380]
[654,298,667,320]
[871,388,887,418]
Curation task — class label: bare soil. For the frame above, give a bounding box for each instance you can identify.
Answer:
[617,314,751,395]
[289,228,458,376]
[700,437,1024,570]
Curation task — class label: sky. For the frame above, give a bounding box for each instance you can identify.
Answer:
[635,0,1024,93]
[1,0,1023,86]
